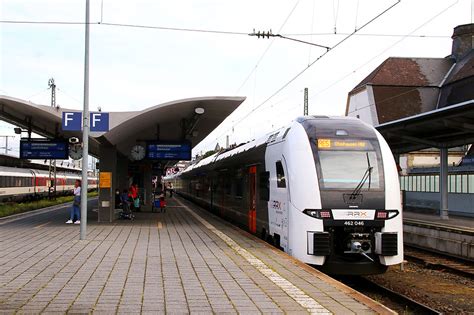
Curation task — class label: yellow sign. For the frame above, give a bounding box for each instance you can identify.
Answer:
[317,139,331,148]
[99,172,112,188]
[318,138,368,149]
[334,140,367,148]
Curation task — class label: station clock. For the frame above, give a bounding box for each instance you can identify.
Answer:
[69,144,83,160]
[131,145,145,161]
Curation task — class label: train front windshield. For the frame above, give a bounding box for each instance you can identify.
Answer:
[316,139,382,190]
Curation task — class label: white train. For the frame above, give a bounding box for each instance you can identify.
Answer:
[169,116,403,275]
[0,165,98,201]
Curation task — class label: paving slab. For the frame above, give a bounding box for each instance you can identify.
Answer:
[0,197,394,314]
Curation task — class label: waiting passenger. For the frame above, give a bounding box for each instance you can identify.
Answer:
[168,182,173,197]
[128,182,139,212]
[66,179,81,224]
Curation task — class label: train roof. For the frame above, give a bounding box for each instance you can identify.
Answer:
[173,125,290,177]
[167,115,373,179]
[0,165,95,178]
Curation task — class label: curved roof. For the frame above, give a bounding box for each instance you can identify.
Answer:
[0,95,245,157]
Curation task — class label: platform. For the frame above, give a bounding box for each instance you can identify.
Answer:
[404,211,474,231]
[403,210,474,261]
[0,197,393,314]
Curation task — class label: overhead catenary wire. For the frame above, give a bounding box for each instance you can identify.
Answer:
[332,0,340,33]
[355,0,360,31]
[234,0,301,94]
[308,0,317,65]
[0,20,451,38]
[212,0,401,143]
[308,0,460,102]
[0,20,249,35]
[25,88,50,101]
[282,32,451,38]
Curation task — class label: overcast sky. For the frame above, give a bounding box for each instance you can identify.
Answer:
[1,0,471,156]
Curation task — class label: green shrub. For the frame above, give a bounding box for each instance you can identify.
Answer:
[0,191,98,218]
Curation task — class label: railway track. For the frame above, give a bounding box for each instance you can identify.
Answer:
[404,245,474,279]
[337,275,440,314]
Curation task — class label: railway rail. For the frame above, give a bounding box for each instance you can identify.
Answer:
[405,245,474,279]
[336,275,440,314]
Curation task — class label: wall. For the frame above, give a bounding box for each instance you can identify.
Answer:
[404,191,474,217]
[346,87,379,125]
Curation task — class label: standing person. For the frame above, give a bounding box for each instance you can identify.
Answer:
[168,182,173,198]
[128,182,139,212]
[66,179,81,224]
[159,189,166,213]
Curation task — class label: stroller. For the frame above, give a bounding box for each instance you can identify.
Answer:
[119,190,135,220]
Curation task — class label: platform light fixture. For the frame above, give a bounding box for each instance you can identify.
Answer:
[14,127,25,134]
[194,107,205,115]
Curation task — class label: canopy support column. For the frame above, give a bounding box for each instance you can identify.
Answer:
[440,147,449,220]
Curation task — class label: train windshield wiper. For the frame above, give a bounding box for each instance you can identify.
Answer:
[350,153,373,199]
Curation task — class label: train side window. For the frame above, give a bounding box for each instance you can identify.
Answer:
[234,179,243,197]
[259,172,270,201]
[276,161,286,188]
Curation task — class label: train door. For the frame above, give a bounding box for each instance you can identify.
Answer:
[248,166,257,234]
[267,152,290,252]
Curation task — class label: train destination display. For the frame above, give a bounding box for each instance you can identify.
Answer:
[146,142,191,160]
[20,140,69,159]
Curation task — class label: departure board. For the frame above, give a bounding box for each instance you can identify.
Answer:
[20,140,69,159]
[146,141,191,160]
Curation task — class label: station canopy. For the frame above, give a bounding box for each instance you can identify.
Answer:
[376,100,474,153]
[0,95,246,158]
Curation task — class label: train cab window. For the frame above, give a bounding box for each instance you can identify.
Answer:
[276,161,286,188]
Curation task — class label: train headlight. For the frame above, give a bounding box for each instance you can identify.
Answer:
[375,210,399,220]
[303,209,332,219]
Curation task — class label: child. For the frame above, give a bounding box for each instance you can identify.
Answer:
[159,190,166,213]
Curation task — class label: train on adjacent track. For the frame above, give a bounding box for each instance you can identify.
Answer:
[169,116,403,275]
[0,165,98,202]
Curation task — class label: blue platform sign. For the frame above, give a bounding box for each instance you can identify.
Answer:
[90,112,109,132]
[62,112,109,132]
[146,142,191,161]
[20,140,68,160]
[62,112,82,131]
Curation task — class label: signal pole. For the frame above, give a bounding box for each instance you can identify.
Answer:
[48,78,56,108]
[0,135,14,155]
[304,88,308,116]
[48,78,57,199]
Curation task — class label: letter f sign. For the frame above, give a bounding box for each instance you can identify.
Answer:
[62,112,82,131]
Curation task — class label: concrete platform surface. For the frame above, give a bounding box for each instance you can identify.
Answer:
[404,211,474,232]
[0,196,393,314]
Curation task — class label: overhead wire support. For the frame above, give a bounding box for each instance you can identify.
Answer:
[215,0,401,142]
[249,29,331,50]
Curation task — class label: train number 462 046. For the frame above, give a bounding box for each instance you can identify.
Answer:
[344,221,365,226]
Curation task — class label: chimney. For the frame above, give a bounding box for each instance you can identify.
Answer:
[451,23,474,61]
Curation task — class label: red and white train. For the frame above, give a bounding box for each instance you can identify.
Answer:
[0,165,97,201]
